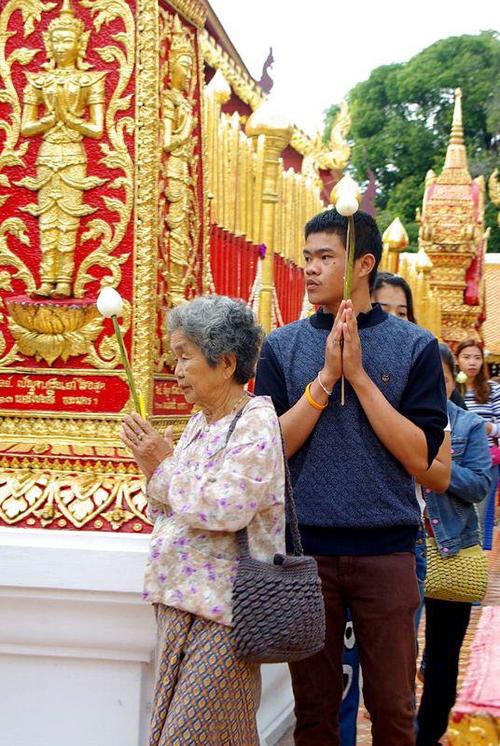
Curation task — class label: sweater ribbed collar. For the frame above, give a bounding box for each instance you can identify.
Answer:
[309,303,386,331]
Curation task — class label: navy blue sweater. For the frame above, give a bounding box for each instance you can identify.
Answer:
[255,305,448,555]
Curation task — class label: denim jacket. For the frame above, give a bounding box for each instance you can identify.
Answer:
[424,400,492,557]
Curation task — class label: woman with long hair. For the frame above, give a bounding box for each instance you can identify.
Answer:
[456,338,500,550]
[416,343,491,745]
[373,272,466,407]
[372,272,416,323]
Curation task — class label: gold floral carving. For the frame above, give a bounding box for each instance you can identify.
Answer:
[0,413,125,443]
[0,219,33,366]
[0,465,149,529]
[301,133,328,187]
[0,410,189,527]
[0,411,188,446]
[74,0,135,299]
[0,0,192,526]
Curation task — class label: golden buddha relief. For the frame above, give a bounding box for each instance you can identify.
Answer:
[18,0,107,298]
[0,0,135,367]
[160,11,200,309]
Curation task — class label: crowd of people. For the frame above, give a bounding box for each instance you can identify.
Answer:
[121,207,497,746]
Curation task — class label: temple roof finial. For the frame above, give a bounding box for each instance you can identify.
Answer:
[449,88,464,146]
[438,87,470,185]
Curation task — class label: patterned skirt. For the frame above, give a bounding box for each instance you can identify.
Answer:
[149,604,261,746]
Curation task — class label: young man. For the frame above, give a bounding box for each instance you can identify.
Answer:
[255,209,448,746]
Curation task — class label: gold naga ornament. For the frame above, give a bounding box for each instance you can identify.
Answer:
[488,168,500,226]
[301,100,352,188]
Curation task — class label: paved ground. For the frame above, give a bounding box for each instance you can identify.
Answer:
[278,530,500,745]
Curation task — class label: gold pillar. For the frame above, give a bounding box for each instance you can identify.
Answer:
[246,101,292,331]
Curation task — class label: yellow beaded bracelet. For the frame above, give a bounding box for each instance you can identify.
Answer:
[305,382,328,411]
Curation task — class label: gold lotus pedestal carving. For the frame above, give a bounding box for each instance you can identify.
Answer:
[7,296,101,364]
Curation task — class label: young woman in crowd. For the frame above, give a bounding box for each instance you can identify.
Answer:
[416,344,491,746]
[372,272,416,322]
[373,273,466,404]
[456,338,500,549]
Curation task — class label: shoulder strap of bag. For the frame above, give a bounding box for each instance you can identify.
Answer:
[224,406,303,559]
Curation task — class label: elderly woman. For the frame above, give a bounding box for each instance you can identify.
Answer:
[121,295,285,746]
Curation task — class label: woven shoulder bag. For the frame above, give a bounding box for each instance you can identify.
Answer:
[425,537,488,603]
[226,408,325,664]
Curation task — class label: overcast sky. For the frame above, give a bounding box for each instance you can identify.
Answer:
[209,0,498,135]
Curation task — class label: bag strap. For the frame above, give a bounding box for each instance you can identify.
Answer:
[224,406,304,559]
[279,425,304,557]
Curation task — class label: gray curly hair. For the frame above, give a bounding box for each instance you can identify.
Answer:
[168,295,264,384]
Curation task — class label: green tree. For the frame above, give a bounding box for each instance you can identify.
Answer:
[324,31,500,251]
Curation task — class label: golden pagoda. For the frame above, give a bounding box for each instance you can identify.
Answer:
[417,88,486,343]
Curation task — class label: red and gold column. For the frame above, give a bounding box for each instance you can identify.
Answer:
[0,0,208,533]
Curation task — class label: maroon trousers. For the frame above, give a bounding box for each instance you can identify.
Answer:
[289,553,420,746]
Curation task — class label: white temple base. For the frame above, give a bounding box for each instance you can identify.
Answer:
[0,528,293,746]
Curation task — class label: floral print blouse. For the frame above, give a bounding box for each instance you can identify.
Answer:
[144,395,286,626]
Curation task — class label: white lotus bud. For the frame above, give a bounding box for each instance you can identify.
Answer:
[97,287,123,318]
[330,174,362,206]
[456,371,468,385]
[336,194,359,217]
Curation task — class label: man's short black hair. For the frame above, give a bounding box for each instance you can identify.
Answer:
[304,208,383,289]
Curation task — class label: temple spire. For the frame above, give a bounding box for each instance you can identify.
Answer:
[438,87,471,185]
[449,87,464,145]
